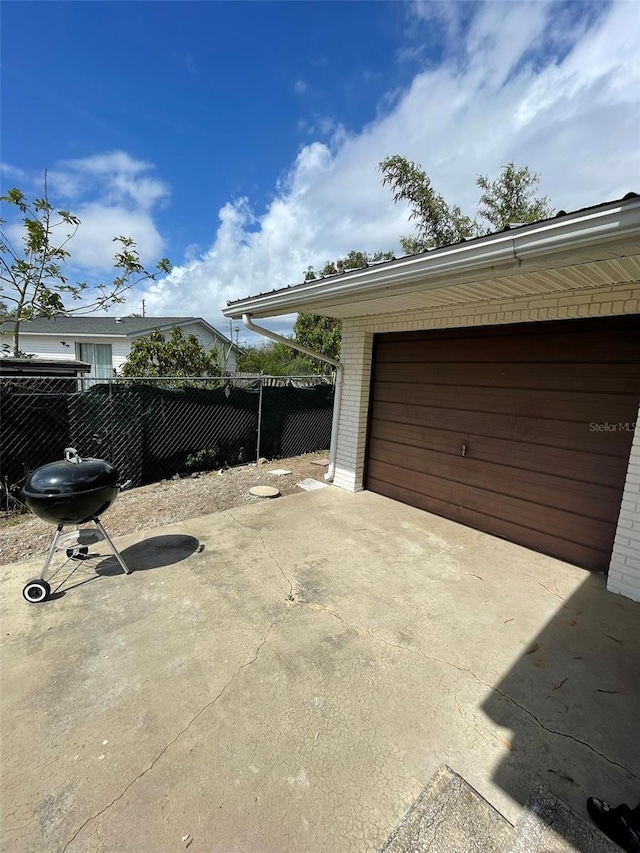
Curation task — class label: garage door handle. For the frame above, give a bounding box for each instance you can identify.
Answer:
[461,443,467,457]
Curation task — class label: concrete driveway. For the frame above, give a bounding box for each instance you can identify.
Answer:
[1,488,639,853]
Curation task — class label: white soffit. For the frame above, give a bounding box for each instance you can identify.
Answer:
[285,253,640,319]
[223,198,640,320]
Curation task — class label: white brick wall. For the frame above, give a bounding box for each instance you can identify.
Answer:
[331,281,640,602]
[607,407,640,602]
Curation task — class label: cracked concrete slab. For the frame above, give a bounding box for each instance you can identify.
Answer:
[1,488,639,853]
[381,765,513,852]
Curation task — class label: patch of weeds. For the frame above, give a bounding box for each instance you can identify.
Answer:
[1,477,28,518]
[185,447,220,473]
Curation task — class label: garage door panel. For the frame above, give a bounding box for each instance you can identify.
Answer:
[372,400,634,455]
[373,381,637,425]
[369,479,611,572]
[375,322,640,364]
[373,361,636,393]
[366,316,640,570]
[368,439,619,520]
[367,459,613,553]
[369,420,630,488]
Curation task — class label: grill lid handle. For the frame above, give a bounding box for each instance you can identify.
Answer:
[64,447,82,465]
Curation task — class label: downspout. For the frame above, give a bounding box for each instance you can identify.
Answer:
[241,314,344,482]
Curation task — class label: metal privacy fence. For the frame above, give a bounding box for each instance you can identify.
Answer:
[0,375,334,506]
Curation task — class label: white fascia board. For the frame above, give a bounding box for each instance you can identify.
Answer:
[222,198,640,319]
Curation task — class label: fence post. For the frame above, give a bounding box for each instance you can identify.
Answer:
[256,378,264,461]
[108,378,113,461]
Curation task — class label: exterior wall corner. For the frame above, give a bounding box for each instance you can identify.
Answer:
[608,406,640,603]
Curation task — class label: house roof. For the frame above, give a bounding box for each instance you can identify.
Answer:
[223,193,640,320]
[0,357,92,376]
[2,316,238,348]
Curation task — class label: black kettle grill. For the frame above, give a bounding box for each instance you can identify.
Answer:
[21,448,131,603]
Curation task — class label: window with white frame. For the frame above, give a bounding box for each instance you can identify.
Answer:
[75,343,113,381]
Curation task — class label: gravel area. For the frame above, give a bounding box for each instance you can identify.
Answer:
[0,453,330,566]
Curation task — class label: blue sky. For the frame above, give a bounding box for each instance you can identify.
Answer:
[2,1,639,343]
[4,2,409,254]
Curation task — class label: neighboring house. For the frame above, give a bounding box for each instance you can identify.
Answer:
[224,193,640,603]
[1,316,240,377]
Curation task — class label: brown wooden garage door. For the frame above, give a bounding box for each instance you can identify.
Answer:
[366,316,640,571]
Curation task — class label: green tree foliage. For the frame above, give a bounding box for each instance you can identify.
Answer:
[293,313,342,363]
[379,156,476,253]
[0,175,171,356]
[476,162,553,231]
[297,249,394,366]
[379,156,553,254]
[303,249,394,282]
[237,342,314,376]
[121,326,220,378]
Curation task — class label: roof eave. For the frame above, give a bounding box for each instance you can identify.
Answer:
[223,197,640,319]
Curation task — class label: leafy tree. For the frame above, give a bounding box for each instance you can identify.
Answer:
[379,156,476,253]
[303,249,394,282]
[379,156,553,254]
[297,249,394,366]
[237,342,314,376]
[293,313,342,364]
[0,175,171,356]
[476,162,553,230]
[121,326,220,378]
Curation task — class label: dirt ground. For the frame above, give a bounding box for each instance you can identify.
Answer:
[0,453,329,566]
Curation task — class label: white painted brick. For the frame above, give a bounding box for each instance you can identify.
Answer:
[559,294,592,306]
[616,576,640,597]
[608,406,640,602]
[620,499,638,512]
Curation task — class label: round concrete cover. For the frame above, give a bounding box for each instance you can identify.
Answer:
[249,485,280,498]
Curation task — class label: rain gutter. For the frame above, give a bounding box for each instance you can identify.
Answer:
[224,198,640,318]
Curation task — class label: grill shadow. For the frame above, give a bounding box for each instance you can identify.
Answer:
[44,534,202,598]
[95,534,202,575]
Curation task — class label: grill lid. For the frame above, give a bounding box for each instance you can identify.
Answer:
[23,448,119,498]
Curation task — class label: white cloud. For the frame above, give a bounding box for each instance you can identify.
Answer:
[5,2,635,343]
[63,203,165,272]
[45,151,169,270]
[133,0,638,333]
[2,151,168,326]
[0,162,27,181]
[294,79,308,94]
[50,151,169,212]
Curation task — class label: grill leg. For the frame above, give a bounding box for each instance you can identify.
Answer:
[40,524,63,581]
[95,518,131,575]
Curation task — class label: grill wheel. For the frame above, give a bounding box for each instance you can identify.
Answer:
[22,579,51,604]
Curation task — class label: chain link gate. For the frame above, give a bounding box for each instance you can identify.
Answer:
[0,375,335,511]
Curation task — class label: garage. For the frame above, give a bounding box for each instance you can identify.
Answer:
[366,315,640,571]
[225,194,640,599]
